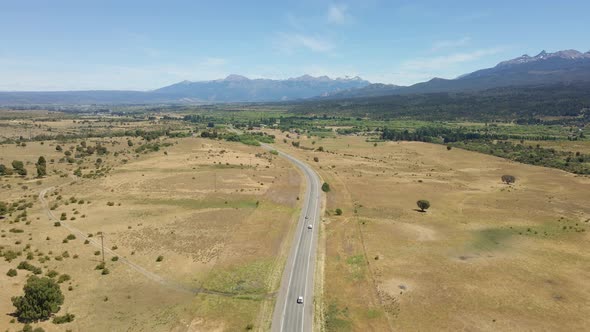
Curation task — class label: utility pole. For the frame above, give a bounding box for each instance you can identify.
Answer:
[100,232,105,263]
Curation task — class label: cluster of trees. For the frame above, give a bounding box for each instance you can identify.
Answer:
[381,126,560,144]
[288,82,590,123]
[452,140,590,174]
[200,131,275,146]
[379,126,589,174]
[1,127,181,146]
[0,157,47,177]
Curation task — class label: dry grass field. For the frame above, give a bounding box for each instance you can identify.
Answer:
[269,132,590,332]
[0,119,303,331]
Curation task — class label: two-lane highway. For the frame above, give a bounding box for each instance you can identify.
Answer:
[263,144,322,332]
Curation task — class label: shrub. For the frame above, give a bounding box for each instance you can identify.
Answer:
[101,268,110,275]
[52,313,75,324]
[11,276,64,322]
[17,261,42,275]
[106,202,115,206]
[7,268,17,277]
[46,270,59,278]
[12,160,27,176]
[0,201,7,216]
[416,200,430,212]
[335,208,343,215]
[156,255,164,262]
[313,157,319,162]
[321,182,331,192]
[94,251,100,256]
[111,256,119,262]
[3,250,19,262]
[57,274,70,284]
[66,234,76,240]
[54,222,61,227]
[501,174,516,184]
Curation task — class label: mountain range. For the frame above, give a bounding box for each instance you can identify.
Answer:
[325,49,590,99]
[0,75,370,105]
[152,74,369,102]
[0,49,589,104]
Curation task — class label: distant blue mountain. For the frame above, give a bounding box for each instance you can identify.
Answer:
[0,75,370,105]
[152,74,370,102]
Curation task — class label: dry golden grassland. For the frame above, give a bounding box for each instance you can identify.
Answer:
[0,120,303,331]
[270,131,590,332]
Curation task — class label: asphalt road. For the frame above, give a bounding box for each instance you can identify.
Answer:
[264,144,322,332]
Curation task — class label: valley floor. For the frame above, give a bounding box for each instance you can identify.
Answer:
[269,132,590,331]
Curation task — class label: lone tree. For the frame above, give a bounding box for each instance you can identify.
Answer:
[321,182,331,192]
[36,156,47,178]
[501,175,516,185]
[416,200,430,212]
[12,276,64,322]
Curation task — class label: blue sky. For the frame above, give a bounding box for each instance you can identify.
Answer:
[1,0,589,91]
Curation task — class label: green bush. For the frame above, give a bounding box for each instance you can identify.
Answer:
[416,200,430,212]
[52,313,75,324]
[7,268,17,277]
[17,261,42,275]
[3,250,19,262]
[11,276,64,322]
[156,255,164,262]
[57,274,71,284]
[335,208,343,215]
[321,182,331,192]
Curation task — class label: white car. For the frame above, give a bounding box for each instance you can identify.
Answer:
[297,296,304,304]
[307,224,313,229]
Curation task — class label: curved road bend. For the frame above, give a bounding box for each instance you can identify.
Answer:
[261,144,322,332]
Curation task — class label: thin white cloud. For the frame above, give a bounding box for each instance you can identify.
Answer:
[403,47,504,71]
[274,32,334,54]
[327,4,350,24]
[431,37,471,52]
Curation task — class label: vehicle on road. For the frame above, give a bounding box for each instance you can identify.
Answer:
[297,296,304,304]
[307,224,313,229]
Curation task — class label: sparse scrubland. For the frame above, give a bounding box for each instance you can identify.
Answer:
[273,132,590,331]
[1,105,588,332]
[0,110,302,331]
